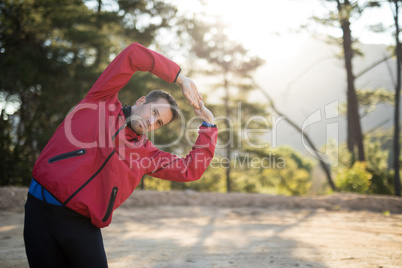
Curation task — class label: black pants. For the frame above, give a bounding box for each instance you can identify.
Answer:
[24,194,108,268]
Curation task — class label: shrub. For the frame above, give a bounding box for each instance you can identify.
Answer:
[336,162,372,193]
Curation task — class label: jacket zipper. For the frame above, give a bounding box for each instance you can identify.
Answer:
[63,150,115,205]
[48,149,86,163]
[63,119,123,206]
[102,186,118,222]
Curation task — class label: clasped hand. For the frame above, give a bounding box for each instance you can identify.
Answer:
[175,74,214,125]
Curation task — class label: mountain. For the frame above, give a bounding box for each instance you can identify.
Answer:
[253,37,398,159]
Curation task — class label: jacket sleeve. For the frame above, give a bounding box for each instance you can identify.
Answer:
[84,43,181,102]
[146,126,218,182]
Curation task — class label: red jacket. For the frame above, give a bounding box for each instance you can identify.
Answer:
[33,43,218,228]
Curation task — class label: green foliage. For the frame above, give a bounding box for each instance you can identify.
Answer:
[365,131,395,195]
[140,145,313,196]
[330,130,397,195]
[182,14,267,193]
[170,166,227,192]
[4,0,394,198]
[340,88,395,117]
[206,147,311,195]
[357,88,394,113]
[259,147,312,196]
[310,0,368,56]
[1,0,103,185]
[336,162,372,193]
[0,0,179,185]
[1,0,316,196]
[141,175,171,191]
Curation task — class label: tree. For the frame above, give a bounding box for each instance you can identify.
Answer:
[390,0,401,197]
[335,0,365,162]
[312,0,378,163]
[0,0,104,185]
[185,16,264,192]
[0,0,179,185]
[369,0,402,196]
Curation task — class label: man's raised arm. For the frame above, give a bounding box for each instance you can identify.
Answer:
[84,43,181,102]
[146,101,217,182]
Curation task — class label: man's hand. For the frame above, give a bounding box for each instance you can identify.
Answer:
[175,73,202,109]
[194,100,214,125]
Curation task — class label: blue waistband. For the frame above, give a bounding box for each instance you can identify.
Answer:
[28,179,62,206]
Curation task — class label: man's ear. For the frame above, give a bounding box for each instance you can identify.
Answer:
[135,96,146,107]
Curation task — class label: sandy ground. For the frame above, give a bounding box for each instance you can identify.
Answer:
[1,187,402,268]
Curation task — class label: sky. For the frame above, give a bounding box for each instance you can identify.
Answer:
[167,0,398,154]
[171,0,396,64]
[1,0,397,115]
[80,0,399,157]
[85,0,397,64]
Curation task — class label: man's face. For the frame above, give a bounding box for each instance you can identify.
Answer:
[130,97,173,135]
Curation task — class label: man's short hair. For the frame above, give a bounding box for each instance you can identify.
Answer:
[144,90,180,124]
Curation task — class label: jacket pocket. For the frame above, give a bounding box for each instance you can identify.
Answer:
[48,149,86,163]
[102,186,118,222]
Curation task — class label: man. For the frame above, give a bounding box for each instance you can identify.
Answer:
[24,43,218,268]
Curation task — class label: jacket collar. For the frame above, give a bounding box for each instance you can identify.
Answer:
[122,105,143,142]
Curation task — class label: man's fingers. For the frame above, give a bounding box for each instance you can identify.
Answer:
[189,93,200,109]
[182,79,202,109]
[190,82,203,102]
[182,80,201,109]
[185,92,192,104]
[185,92,194,104]
[199,100,205,110]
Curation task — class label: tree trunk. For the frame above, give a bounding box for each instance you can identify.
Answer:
[337,0,365,162]
[393,0,401,197]
[224,73,232,193]
[94,0,104,67]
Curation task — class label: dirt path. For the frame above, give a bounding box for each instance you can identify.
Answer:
[0,188,402,267]
[103,206,402,268]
